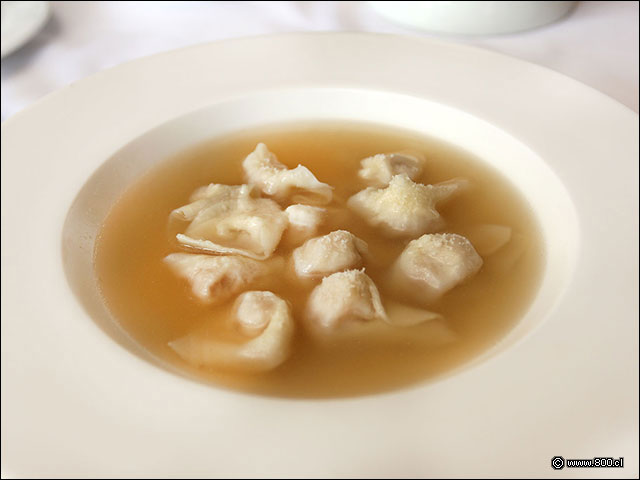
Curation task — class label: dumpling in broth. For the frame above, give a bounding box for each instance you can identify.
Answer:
[243,143,333,204]
[170,291,294,371]
[283,204,327,245]
[171,184,253,221]
[293,230,368,278]
[164,253,279,304]
[306,269,386,333]
[358,152,424,187]
[305,269,452,346]
[285,204,326,230]
[393,233,483,302]
[172,183,288,260]
[347,174,467,236]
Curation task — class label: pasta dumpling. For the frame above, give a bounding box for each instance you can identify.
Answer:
[393,233,483,301]
[169,291,294,371]
[293,230,368,278]
[306,269,386,333]
[164,253,278,303]
[283,204,327,245]
[243,143,333,204]
[171,184,254,221]
[285,204,326,231]
[358,152,424,187]
[347,174,466,236]
[172,183,288,260]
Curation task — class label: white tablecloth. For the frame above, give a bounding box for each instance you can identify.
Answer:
[1,1,638,120]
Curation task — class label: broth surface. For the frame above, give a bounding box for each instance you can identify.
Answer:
[95,122,544,397]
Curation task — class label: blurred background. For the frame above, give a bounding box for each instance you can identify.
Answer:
[1,1,638,121]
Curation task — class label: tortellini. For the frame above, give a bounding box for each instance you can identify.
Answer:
[170,291,294,371]
[243,143,332,204]
[358,152,424,187]
[283,204,327,244]
[306,269,386,332]
[304,270,445,344]
[164,253,278,303]
[293,230,368,278]
[393,233,483,301]
[172,183,288,260]
[171,184,253,221]
[285,204,326,230]
[347,174,466,236]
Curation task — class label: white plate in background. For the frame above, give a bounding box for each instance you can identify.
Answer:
[1,33,638,478]
[0,1,50,58]
[369,1,576,35]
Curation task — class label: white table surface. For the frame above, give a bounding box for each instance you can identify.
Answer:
[1,1,638,121]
